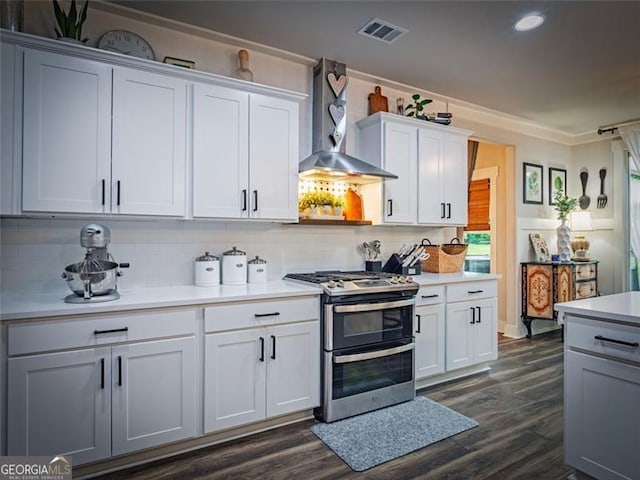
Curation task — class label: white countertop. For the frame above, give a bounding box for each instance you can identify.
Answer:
[0,281,322,322]
[555,291,640,326]
[0,272,499,322]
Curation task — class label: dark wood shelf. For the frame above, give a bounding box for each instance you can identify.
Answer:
[297,218,373,226]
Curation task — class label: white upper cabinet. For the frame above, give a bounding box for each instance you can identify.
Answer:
[112,68,187,216]
[193,85,299,221]
[22,49,113,214]
[358,113,471,226]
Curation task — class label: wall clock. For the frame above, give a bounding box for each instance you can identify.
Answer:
[98,30,155,60]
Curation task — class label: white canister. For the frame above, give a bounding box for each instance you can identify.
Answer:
[248,256,268,284]
[222,246,247,285]
[195,252,220,286]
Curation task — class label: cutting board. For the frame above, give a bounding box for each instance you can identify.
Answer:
[344,188,363,220]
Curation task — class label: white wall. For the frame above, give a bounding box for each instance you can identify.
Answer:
[1,2,622,339]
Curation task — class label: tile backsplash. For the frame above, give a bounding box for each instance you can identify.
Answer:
[0,218,451,295]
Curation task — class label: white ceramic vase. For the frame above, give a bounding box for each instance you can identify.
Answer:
[557,218,571,262]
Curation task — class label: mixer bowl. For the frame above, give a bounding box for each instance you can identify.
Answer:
[62,260,119,298]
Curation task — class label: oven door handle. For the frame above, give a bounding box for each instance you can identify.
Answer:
[333,298,415,313]
[333,343,414,364]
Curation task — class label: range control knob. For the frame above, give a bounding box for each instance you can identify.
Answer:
[406,276,413,283]
[336,280,345,288]
[327,280,337,288]
[390,276,399,284]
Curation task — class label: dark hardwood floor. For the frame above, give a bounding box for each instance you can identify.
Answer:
[97,332,571,480]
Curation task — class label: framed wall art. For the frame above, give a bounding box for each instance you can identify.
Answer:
[549,167,567,205]
[523,162,543,204]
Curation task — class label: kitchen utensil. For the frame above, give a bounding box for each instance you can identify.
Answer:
[579,171,590,210]
[597,168,607,208]
[248,256,267,284]
[222,246,247,285]
[345,188,363,220]
[195,251,220,286]
[62,224,129,303]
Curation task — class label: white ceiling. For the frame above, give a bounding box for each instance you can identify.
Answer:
[111,1,640,136]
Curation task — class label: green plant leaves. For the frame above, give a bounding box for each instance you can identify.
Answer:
[52,0,89,41]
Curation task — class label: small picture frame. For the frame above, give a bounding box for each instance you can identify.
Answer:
[549,167,567,205]
[529,233,551,262]
[163,56,195,69]
[523,162,543,204]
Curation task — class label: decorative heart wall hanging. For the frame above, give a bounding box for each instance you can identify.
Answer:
[327,72,348,98]
[330,129,344,146]
[328,103,345,126]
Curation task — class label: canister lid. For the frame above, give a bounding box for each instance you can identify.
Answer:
[248,255,267,264]
[223,246,246,256]
[196,251,219,261]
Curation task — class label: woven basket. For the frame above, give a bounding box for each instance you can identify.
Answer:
[420,238,468,273]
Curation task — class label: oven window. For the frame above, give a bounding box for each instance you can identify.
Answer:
[332,347,413,400]
[334,305,412,349]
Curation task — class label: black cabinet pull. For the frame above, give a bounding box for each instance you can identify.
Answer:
[94,327,128,335]
[271,335,276,360]
[117,180,121,206]
[101,179,106,206]
[447,203,451,219]
[594,335,639,348]
[118,356,123,386]
[241,189,247,211]
[416,314,421,334]
[470,307,476,324]
[421,294,439,299]
[476,306,482,323]
[441,203,446,219]
[254,312,280,318]
[253,190,258,212]
[259,337,265,362]
[468,290,484,294]
[100,358,105,389]
[387,199,393,217]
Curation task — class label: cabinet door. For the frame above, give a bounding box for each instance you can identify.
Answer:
[565,350,640,480]
[445,302,475,370]
[112,68,187,216]
[417,127,444,224]
[414,304,446,379]
[111,337,196,456]
[8,347,111,464]
[249,94,299,221]
[204,330,266,432]
[266,322,320,417]
[381,121,417,224]
[473,298,498,363]
[442,133,468,225]
[22,49,112,213]
[193,83,249,218]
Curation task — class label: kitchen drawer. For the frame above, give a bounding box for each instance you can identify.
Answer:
[575,280,597,299]
[575,263,597,281]
[415,286,445,306]
[204,296,319,333]
[8,308,197,356]
[446,281,497,303]
[566,316,640,364]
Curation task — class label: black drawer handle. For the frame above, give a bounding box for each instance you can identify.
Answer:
[241,189,248,211]
[101,179,106,206]
[476,306,482,324]
[259,337,265,362]
[117,180,121,206]
[447,203,451,219]
[253,190,258,212]
[468,290,484,294]
[421,294,440,299]
[254,312,280,318]
[415,314,421,334]
[118,355,123,386]
[387,199,393,217]
[94,327,129,335]
[271,335,276,360]
[100,358,105,389]
[594,335,639,348]
[440,203,446,219]
[470,307,476,324]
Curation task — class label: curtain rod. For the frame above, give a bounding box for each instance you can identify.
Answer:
[597,118,640,135]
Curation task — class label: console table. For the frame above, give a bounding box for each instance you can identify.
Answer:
[520,261,598,338]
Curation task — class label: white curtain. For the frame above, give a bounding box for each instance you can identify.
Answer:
[618,123,640,267]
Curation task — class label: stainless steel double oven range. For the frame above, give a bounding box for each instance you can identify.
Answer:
[285,271,419,422]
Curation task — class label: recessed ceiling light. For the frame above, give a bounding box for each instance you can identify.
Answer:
[515,13,545,31]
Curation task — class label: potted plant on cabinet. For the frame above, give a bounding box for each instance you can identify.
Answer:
[52,0,89,44]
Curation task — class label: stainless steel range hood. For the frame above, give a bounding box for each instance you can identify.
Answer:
[299,58,397,182]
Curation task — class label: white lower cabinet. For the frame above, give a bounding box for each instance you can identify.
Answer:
[7,310,198,465]
[445,281,498,371]
[204,321,320,432]
[414,286,446,379]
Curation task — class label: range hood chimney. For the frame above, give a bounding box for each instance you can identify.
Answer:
[299,58,397,181]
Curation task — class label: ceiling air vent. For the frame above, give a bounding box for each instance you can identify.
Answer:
[357,18,408,44]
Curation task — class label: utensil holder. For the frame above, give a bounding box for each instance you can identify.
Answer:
[382,255,421,275]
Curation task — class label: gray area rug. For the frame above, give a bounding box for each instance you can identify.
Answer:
[311,396,478,472]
